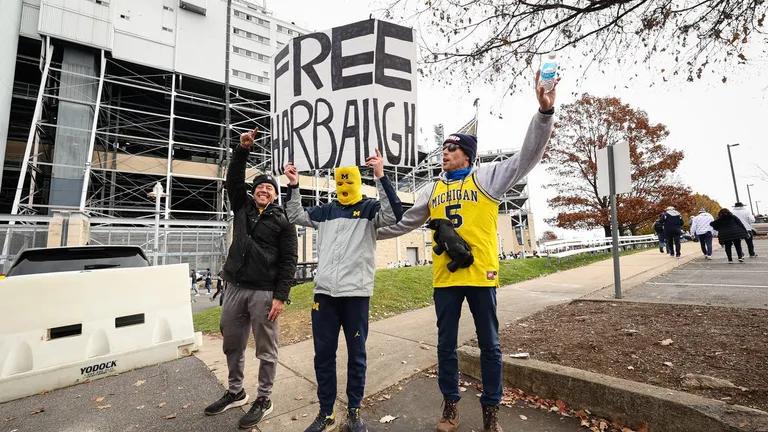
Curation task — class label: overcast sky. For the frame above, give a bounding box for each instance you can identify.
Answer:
[269,0,768,238]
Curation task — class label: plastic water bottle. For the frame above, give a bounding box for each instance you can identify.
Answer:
[539,53,558,92]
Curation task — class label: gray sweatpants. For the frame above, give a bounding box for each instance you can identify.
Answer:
[220,283,279,398]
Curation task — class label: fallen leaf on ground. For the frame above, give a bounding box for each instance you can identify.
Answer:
[459,386,467,392]
[96,405,111,410]
[182,403,191,409]
[136,406,145,410]
[164,413,176,419]
[30,408,45,415]
[94,397,105,403]
[157,402,167,408]
[659,339,674,346]
[519,414,528,420]
[134,380,146,387]
[663,362,673,367]
[556,400,567,411]
[379,415,398,423]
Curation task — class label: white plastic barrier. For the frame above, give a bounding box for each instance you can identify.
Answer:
[0,263,200,403]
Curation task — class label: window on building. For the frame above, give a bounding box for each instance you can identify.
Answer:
[232,69,269,84]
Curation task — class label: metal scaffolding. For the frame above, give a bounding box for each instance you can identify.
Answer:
[8,37,272,221]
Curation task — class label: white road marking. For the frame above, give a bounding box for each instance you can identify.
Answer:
[647,282,768,288]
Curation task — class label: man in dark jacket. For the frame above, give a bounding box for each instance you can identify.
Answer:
[662,206,684,258]
[204,128,298,430]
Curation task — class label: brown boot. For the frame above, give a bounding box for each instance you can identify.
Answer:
[482,404,502,432]
[435,399,459,432]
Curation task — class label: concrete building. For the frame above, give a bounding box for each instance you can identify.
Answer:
[0,0,536,271]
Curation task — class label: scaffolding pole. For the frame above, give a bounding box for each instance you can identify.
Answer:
[79,50,106,211]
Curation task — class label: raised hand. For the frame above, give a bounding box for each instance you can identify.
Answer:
[284,163,298,186]
[240,128,259,150]
[365,148,384,179]
[535,70,559,112]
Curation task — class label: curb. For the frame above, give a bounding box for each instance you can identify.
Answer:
[458,346,768,432]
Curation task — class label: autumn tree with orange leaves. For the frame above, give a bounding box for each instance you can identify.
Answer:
[543,94,695,237]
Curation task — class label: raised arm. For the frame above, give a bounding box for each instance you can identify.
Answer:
[476,71,558,200]
[226,129,259,211]
[367,149,403,228]
[475,112,554,200]
[284,163,319,228]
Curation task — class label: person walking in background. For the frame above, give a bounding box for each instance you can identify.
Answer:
[653,214,665,254]
[190,269,199,296]
[212,271,226,305]
[205,268,213,295]
[662,206,684,258]
[732,202,758,257]
[690,208,715,260]
[710,208,749,263]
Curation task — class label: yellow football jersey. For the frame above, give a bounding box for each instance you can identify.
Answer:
[428,172,500,288]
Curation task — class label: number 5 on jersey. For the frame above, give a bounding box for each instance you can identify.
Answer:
[445,203,463,228]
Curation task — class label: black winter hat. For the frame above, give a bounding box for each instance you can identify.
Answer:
[443,133,478,163]
[251,174,279,193]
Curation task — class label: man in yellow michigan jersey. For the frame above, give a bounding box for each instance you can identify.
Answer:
[378,72,558,432]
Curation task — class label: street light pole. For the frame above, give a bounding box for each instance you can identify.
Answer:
[746,184,755,216]
[726,143,740,203]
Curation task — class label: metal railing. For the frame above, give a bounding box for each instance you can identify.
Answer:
[0,215,229,273]
[540,234,658,259]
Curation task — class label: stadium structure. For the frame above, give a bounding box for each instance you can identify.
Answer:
[0,0,536,272]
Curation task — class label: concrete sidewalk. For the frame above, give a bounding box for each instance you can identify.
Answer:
[196,243,700,431]
[587,238,768,308]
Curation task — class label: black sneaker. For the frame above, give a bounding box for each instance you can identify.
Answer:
[344,407,367,432]
[304,411,336,432]
[238,396,273,429]
[204,389,248,415]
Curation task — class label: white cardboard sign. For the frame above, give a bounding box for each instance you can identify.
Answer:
[597,141,632,197]
[271,19,418,174]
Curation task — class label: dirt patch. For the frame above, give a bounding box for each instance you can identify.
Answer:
[278,310,313,346]
[497,301,768,412]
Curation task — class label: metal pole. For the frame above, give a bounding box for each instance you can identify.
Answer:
[2,39,54,270]
[608,144,622,299]
[79,50,106,211]
[756,201,762,216]
[220,0,232,222]
[152,182,163,266]
[726,144,740,203]
[746,184,754,216]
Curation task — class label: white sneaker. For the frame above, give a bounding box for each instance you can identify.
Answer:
[705,256,712,260]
